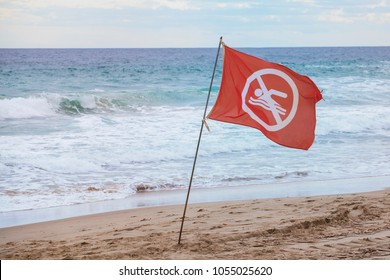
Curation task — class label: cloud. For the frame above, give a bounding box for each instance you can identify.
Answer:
[317,5,390,25]
[286,0,316,3]
[317,9,354,23]
[365,12,390,23]
[365,0,388,9]
[0,0,200,11]
[215,2,253,9]
[150,0,200,10]
[0,7,44,23]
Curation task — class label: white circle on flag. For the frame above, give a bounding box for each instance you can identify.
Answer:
[241,68,299,132]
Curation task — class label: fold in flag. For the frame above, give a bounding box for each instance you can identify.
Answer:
[207,45,323,150]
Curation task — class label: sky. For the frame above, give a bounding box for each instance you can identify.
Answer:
[0,0,389,48]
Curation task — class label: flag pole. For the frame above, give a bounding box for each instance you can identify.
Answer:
[178,36,223,245]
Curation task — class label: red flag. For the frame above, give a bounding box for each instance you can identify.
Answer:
[207,45,322,150]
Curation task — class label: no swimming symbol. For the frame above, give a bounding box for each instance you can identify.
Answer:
[241,68,299,132]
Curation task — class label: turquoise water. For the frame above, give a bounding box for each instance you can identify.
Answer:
[1,47,389,212]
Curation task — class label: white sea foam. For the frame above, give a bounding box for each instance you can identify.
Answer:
[316,105,390,136]
[89,88,105,93]
[0,97,56,120]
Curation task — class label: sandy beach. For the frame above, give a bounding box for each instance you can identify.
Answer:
[1,189,390,260]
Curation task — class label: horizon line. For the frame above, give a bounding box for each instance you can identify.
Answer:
[1,45,389,50]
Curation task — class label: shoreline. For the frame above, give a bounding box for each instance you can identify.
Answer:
[1,175,389,228]
[1,188,389,259]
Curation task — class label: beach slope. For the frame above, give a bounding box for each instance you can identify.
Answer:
[1,189,390,260]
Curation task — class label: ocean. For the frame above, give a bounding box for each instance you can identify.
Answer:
[1,47,390,213]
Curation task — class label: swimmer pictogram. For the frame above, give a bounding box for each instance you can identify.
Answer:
[241,68,299,132]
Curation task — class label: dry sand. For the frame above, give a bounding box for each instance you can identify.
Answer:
[1,189,390,260]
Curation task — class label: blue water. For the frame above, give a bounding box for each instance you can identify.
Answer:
[1,47,390,212]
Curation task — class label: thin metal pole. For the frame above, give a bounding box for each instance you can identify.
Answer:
[178,36,223,245]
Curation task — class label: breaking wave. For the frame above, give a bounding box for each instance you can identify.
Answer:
[0,96,56,120]
[0,94,154,120]
[57,95,126,115]
[0,88,208,120]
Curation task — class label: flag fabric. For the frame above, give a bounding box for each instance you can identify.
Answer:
[207,45,322,150]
